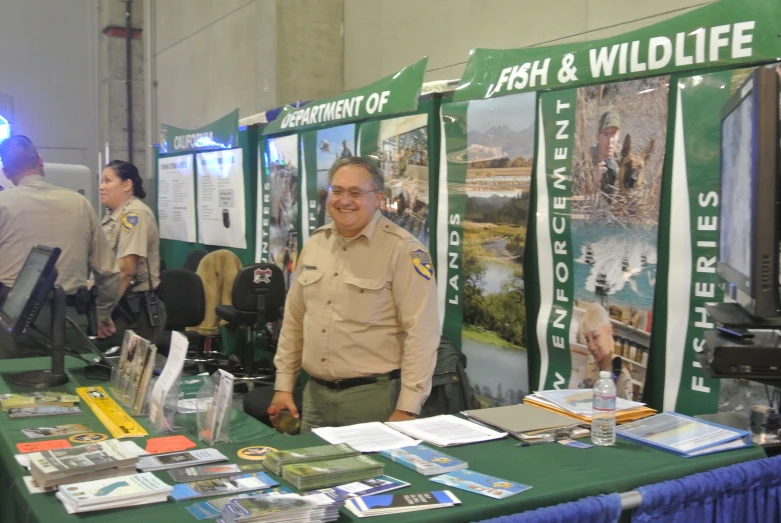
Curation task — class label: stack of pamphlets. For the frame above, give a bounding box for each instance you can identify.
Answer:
[263,443,360,474]
[186,487,295,520]
[345,491,461,517]
[8,406,82,418]
[137,448,228,472]
[306,475,410,500]
[1,392,80,411]
[111,331,158,415]
[169,463,266,483]
[171,472,279,501]
[385,415,507,447]
[21,424,91,439]
[283,455,384,490]
[55,472,172,514]
[29,439,140,488]
[430,470,532,499]
[220,493,343,523]
[524,390,655,423]
[616,412,751,457]
[380,445,468,476]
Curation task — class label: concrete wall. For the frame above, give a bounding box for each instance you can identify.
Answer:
[343,0,716,90]
[0,0,100,185]
[153,0,343,134]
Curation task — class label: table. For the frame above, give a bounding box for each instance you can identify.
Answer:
[0,357,767,523]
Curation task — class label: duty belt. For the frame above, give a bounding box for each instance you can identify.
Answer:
[310,369,401,391]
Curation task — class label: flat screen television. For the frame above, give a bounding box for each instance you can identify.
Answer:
[0,245,60,336]
[718,66,781,319]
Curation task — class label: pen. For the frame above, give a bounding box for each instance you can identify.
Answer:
[515,438,556,447]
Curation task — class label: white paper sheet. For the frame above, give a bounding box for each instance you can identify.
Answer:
[148,331,188,429]
[312,422,421,453]
[157,154,196,242]
[385,415,507,447]
[196,148,247,248]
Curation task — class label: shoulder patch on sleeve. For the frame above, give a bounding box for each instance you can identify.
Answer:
[121,211,139,231]
[410,248,434,281]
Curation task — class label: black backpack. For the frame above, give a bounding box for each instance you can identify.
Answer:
[420,336,476,417]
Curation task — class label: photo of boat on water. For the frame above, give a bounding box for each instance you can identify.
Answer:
[459,93,535,407]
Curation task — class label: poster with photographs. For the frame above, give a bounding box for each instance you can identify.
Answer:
[300,124,356,243]
[358,114,430,247]
[257,135,299,291]
[439,93,534,408]
[536,78,669,401]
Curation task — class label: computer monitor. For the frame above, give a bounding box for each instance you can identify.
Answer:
[718,66,781,319]
[0,245,60,336]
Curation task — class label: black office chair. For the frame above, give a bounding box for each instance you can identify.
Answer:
[157,269,207,357]
[215,263,285,382]
[182,250,208,272]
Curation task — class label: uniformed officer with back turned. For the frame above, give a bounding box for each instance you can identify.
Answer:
[98,160,165,348]
[270,156,440,433]
[0,135,121,358]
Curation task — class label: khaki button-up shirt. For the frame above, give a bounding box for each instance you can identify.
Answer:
[274,211,440,414]
[0,175,120,321]
[101,196,161,292]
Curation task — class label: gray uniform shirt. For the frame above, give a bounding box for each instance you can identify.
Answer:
[0,175,120,321]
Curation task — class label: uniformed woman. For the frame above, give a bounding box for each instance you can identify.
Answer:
[98,160,165,346]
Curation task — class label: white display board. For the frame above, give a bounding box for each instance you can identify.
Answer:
[157,154,196,243]
[196,148,247,249]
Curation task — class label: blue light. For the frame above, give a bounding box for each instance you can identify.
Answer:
[0,114,10,141]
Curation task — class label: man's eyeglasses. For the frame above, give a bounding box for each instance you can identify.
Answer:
[328,186,377,199]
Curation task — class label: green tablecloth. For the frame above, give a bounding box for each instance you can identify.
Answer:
[0,357,767,523]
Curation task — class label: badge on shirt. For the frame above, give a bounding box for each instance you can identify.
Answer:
[121,211,139,231]
[410,248,434,281]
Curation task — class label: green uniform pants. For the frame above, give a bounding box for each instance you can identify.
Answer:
[300,374,401,434]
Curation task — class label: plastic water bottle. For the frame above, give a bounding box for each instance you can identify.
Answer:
[591,370,617,446]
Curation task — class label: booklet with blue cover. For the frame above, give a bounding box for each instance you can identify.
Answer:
[615,412,751,457]
[308,475,410,500]
[171,472,278,501]
[345,490,461,517]
[185,486,294,520]
[430,469,532,499]
[380,445,467,476]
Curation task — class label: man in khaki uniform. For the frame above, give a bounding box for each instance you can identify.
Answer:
[0,136,120,358]
[270,157,440,433]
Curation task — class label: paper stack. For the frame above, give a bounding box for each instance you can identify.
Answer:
[385,415,507,447]
[283,455,384,491]
[380,445,467,476]
[220,492,343,523]
[55,472,172,514]
[524,390,656,423]
[345,491,461,518]
[1,392,80,411]
[137,448,228,472]
[171,472,279,501]
[29,439,140,488]
[263,443,360,474]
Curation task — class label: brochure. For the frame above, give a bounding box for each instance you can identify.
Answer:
[22,424,91,439]
[380,445,467,476]
[170,472,279,501]
[307,475,410,500]
[429,469,532,499]
[186,486,294,520]
[615,412,751,457]
[345,490,461,517]
[138,448,229,472]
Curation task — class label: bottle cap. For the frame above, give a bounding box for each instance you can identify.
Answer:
[599,371,612,378]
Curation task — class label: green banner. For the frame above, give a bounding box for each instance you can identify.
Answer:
[263,58,427,135]
[160,109,239,153]
[256,135,300,291]
[536,90,576,391]
[454,0,781,101]
[535,78,670,401]
[438,102,468,351]
[654,69,758,414]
